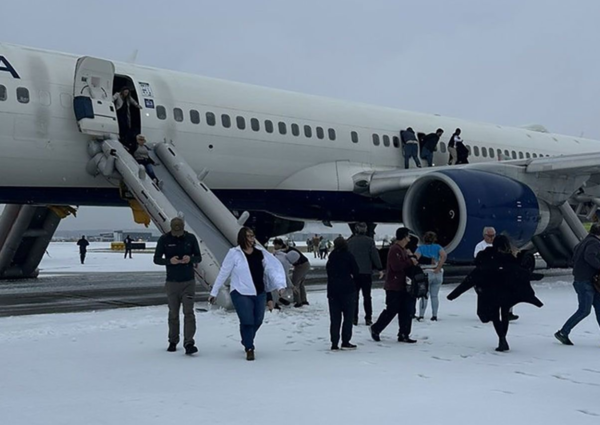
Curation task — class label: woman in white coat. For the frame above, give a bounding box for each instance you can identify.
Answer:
[209,227,286,360]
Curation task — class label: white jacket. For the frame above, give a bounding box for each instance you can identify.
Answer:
[210,246,287,297]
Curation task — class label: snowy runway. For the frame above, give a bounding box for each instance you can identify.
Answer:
[1,280,599,424]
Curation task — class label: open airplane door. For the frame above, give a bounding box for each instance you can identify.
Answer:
[73,56,118,137]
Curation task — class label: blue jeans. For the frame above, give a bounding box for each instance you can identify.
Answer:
[403,143,421,169]
[231,290,267,351]
[419,269,443,317]
[560,281,600,335]
[421,147,434,166]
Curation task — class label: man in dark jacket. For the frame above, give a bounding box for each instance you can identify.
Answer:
[555,223,600,345]
[153,218,202,355]
[76,235,89,264]
[400,127,421,169]
[348,222,384,326]
[370,228,418,343]
[326,237,360,350]
[421,128,444,167]
[124,235,133,259]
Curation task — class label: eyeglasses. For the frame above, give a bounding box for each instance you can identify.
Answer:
[484,234,496,238]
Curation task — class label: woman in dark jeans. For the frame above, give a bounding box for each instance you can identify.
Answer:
[210,227,286,360]
[326,237,360,350]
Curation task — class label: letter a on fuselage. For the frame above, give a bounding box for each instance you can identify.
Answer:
[0,56,20,79]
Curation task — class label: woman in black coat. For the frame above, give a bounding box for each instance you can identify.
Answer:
[447,235,543,352]
[326,237,360,350]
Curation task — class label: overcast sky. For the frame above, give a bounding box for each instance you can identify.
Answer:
[2,0,599,231]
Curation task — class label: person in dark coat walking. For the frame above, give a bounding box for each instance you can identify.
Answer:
[370,228,419,343]
[124,235,133,259]
[76,235,89,264]
[400,127,421,169]
[455,138,470,164]
[555,223,600,345]
[326,237,360,350]
[347,222,384,326]
[447,235,543,352]
[153,218,202,355]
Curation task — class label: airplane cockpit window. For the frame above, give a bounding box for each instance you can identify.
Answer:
[206,112,216,126]
[0,84,7,101]
[473,146,480,157]
[372,134,380,146]
[291,123,300,136]
[532,153,538,158]
[174,108,184,122]
[526,152,531,159]
[504,149,510,158]
[316,126,324,139]
[190,110,200,124]
[351,131,359,143]
[518,151,524,159]
[383,135,390,147]
[156,105,167,120]
[328,128,336,141]
[304,125,312,138]
[221,114,231,128]
[481,147,487,157]
[489,148,495,158]
[511,150,517,159]
[440,142,446,153]
[278,122,287,135]
[251,118,260,131]
[17,87,29,104]
[265,120,274,133]
[392,136,400,148]
[237,116,246,130]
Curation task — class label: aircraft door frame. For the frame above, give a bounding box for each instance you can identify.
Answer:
[73,56,118,137]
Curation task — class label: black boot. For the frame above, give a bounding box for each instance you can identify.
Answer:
[167,343,177,352]
[185,344,198,355]
[495,337,510,352]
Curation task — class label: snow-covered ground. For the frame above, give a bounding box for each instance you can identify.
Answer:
[1,264,599,424]
[39,242,329,273]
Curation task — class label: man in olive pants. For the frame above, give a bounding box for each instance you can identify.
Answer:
[154,218,202,355]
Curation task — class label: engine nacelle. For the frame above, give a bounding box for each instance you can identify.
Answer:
[402,169,548,263]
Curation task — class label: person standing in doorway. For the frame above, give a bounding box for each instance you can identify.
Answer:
[555,223,600,345]
[77,235,89,264]
[113,87,142,150]
[124,235,133,259]
[209,227,286,361]
[400,127,421,169]
[370,228,419,343]
[347,222,384,326]
[153,218,202,355]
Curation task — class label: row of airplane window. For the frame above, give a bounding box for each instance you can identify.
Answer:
[155,105,339,141]
[0,84,550,160]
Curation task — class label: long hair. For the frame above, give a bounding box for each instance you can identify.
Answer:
[492,234,512,254]
[237,227,253,249]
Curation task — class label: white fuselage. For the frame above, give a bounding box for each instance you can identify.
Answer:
[1,42,599,221]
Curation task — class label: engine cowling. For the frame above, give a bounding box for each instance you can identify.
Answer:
[402,169,543,263]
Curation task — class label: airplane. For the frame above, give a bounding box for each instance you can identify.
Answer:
[1,41,600,284]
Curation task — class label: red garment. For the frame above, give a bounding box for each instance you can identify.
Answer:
[384,243,413,291]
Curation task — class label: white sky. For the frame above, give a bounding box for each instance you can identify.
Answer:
[2,0,599,230]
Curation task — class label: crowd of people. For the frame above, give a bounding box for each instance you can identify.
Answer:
[148,217,600,361]
[400,127,469,169]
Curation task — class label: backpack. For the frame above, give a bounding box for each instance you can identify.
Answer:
[406,265,429,298]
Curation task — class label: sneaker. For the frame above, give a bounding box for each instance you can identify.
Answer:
[246,349,255,361]
[365,319,373,326]
[554,331,573,346]
[278,297,291,306]
[507,313,519,321]
[331,344,340,351]
[416,316,424,322]
[167,343,177,352]
[302,301,310,306]
[370,326,381,342]
[398,335,417,343]
[294,303,303,308]
[341,342,357,349]
[431,316,438,321]
[184,344,198,355]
